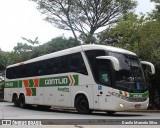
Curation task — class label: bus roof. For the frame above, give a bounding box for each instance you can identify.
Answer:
[7,44,136,68]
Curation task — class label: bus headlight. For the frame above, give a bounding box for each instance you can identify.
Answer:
[120,103,124,108]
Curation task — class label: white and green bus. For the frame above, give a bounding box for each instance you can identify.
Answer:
[4,44,155,114]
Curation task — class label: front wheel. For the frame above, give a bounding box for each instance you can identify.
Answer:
[75,95,92,114]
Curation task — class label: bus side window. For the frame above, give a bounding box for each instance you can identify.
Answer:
[70,54,79,72]
[6,68,13,79]
[70,53,88,75]
[13,67,18,78]
[52,58,60,74]
[44,60,51,75]
[59,55,69,73]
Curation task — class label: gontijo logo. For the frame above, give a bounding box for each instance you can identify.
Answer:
[44,75,78,86]
[45,78,68,85]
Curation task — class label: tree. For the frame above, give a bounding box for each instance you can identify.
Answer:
[150,0,160,20]
[11,37,40,62]
[0,49,8,71]
[98,13,145,51]
[31,0,137,43]
[13,43,33,62]
[31,36,80,58]
[99,12,160,66]
[21,37,40,46]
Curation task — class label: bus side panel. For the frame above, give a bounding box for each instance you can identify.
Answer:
[4,88,13,102]
[43,87,56,106]
[55,86,71,107]
[30,87,43,105]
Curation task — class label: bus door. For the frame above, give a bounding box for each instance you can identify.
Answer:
[92,83,113,110]
[97,85,114,110]
[93,59,114,110]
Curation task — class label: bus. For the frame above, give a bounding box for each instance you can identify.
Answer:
[4,44,155,114]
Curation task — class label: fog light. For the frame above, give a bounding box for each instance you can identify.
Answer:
[120,103,124,108]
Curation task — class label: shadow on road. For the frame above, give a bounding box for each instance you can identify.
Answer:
[6,103,146,118]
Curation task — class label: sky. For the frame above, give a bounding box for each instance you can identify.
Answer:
[0,0,156,51]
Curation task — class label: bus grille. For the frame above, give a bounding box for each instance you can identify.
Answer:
[126,97,147,102]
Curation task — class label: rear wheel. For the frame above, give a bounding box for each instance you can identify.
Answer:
[12,94,19,107]
[19,94,26,108]
[75,95,92,114]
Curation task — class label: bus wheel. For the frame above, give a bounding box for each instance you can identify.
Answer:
[19,94,26,108]
[75,95,92,114]
[12,94,19,107]
[106,111,116,115]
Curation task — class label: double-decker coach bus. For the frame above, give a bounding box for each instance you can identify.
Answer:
[4,45,155,114]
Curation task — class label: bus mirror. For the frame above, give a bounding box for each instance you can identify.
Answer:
[140,61,155,75]
[96,56,120,71]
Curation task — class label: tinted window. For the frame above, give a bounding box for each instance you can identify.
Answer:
[6,52,88,79]
[85,50,111,86]
[70,53,88,75]
[60,55,69,73]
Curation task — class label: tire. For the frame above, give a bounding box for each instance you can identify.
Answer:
[19,94,26,108]
[13,95,19,107]
[75,95,92,114]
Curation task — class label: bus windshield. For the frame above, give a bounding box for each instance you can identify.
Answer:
[109,52,146,93]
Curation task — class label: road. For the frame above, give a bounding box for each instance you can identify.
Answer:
[0,102,160,128]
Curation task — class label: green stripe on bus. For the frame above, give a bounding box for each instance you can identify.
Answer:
[73,75,78,85]
[31,88,36,96]
[19,80,22,88]
[29,79,34,87]
[129,91,149,98]
[5,81,19,88]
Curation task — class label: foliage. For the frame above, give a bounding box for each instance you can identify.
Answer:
[0,50,8,71]
[150,0,160,20]
[21,37,40,46]
[31,0,137,43]
[99,13,159,58]
[4,36,80,66]
[31,36,80,58]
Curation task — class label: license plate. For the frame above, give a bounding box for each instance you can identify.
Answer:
[135,104,141,108]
